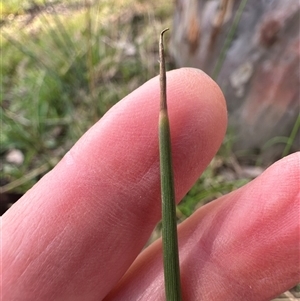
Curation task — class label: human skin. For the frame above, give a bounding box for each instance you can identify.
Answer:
[1,68,299,301]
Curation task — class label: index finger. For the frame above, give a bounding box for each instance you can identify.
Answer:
[1,68,227,301]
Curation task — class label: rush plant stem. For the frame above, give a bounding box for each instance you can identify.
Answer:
[159,28,182,301]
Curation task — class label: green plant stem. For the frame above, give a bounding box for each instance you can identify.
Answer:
[282,114,300,157]
[159,28,182,301]
[212,0,248,79]
[85,0,97,122]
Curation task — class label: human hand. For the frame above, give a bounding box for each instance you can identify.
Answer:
[1,68,299,301]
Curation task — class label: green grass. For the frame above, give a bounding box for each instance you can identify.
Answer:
[1,0,173,193]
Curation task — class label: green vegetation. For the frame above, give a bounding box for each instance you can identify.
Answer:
[1,0,173,192]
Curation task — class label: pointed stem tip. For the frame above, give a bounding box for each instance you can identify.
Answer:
[159,28,169,111]
[160,28,170,38]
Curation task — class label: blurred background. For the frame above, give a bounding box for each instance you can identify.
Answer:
[1,0,299,213]
[1,0,299,298]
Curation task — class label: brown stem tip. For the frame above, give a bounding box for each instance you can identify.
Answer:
[159,28,169,111]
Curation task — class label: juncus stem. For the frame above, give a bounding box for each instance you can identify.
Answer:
[159,28,182,301]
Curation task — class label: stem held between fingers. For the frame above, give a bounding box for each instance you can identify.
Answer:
[158,28,182,301]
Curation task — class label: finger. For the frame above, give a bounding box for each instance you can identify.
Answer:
[1,68,227,301]
[105,152,300,301]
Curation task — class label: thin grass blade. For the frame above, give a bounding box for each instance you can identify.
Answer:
[159,28,182,301]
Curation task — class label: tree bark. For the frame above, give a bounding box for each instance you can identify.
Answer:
[171,0,300,163]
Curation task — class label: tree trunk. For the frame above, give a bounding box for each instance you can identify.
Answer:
[171,0,300,163]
